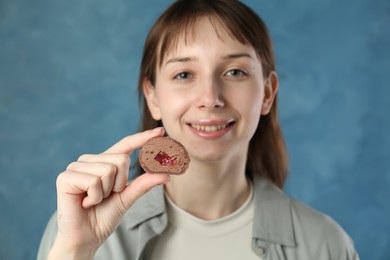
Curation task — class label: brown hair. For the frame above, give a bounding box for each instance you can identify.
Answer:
[137,0,288,188]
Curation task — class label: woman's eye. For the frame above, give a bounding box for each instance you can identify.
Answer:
[174,72,193,80]
[225,69,247,78]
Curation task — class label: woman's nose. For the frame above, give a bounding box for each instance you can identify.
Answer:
[194,78,225,110]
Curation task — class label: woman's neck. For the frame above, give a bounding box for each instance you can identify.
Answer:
[164,157,250,220]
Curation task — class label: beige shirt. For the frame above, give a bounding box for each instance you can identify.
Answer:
[145,186,261,260]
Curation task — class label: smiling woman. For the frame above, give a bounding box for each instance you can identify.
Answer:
[139,1,287,187]
[37,1,359,260]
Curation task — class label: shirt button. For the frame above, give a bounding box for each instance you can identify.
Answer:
[255,245,266,257]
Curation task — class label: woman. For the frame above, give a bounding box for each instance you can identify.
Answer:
[38,0,359,259]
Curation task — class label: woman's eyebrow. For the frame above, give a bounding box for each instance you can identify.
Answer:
[164,56,196,65]
[222,53,254,60]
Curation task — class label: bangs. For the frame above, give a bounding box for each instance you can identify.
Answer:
[157,13,249,67]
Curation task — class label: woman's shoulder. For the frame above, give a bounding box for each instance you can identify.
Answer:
[288,197,358,258]
[252,176,359,259]
[253,175,352,241]
[289,197,350,238]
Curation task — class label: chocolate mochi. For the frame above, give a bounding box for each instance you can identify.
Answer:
[139,136,190,175]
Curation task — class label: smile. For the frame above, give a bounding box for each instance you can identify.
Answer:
[186,120,235,139]
[190,124,228,132]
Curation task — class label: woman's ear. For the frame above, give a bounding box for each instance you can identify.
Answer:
[261,71,279,115]
[143,79,162,120]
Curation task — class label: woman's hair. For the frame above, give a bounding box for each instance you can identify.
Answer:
[137,0,288,188]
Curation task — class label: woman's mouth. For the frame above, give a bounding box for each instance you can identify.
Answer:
[187,120,235,139]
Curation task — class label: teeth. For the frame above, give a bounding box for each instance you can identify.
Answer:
[191,124,228,132]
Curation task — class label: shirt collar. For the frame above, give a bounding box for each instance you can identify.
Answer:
[252,174,296,247]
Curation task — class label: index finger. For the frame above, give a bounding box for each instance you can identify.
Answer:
[103,127,165,154]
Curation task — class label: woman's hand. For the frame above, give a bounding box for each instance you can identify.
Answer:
[48,128,170,260]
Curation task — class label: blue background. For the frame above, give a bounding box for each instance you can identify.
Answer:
[0,0,389,259]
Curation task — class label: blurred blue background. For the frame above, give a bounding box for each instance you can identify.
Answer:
[0,0,389,259]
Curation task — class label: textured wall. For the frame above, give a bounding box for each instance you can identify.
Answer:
[0,0,389,259]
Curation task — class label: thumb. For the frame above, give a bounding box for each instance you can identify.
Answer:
[103,127,165,155]
[118,173,170,210]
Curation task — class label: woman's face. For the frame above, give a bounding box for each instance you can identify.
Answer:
[144,18,277,163]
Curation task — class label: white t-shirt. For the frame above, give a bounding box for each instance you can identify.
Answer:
[145,186,262,260]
